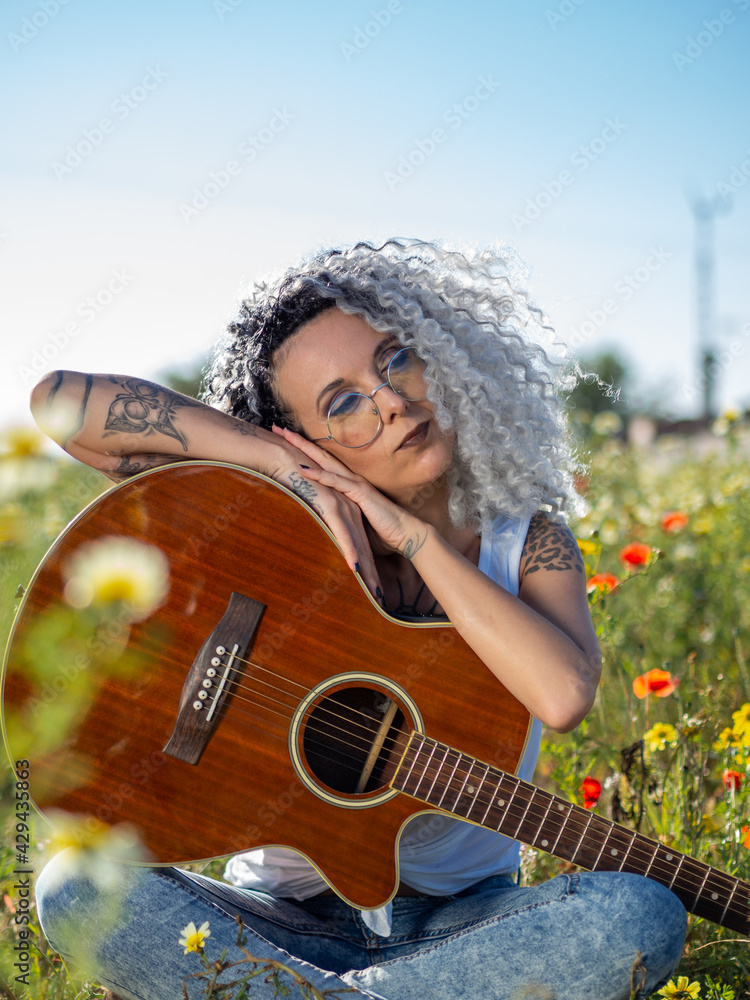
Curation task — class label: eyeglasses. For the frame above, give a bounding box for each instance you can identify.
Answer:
[312,347,427,448]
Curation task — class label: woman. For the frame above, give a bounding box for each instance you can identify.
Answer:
[33,239,686,999]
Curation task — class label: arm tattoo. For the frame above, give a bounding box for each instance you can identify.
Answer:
[61,373,93,448]
[287,471,325,518]
[385,577,445,620]
[48,370,64,404]
[521,513,584,578]
[230,420,259,436]
[103,378,203,451]
[107,454,181,482]
[399,532,426,560]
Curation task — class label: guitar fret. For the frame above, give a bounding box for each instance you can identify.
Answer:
[424,745,451,801]
[591,821,610,871]
[668,853,684,890]
[459,759,486,816]
[642,841,658,879]
[511,785,536,839]
[412,740,439,797]
[480,770,505,825]
[550,801,572,855]
[616,830,636,871]
[531,792,555,850]
[569,809,594,864]
[399,736,423,793]
[495,775,522,833]
[693,864,711,910]
[435,749,462,809]
[451,753,475,814]
[720,877,740,925]
[468,763,491,819]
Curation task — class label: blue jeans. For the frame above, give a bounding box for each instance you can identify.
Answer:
[36,853,686,1000]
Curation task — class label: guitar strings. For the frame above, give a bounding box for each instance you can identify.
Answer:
[194,654,749,918]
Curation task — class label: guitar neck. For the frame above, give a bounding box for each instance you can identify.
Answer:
[392,733,750,936]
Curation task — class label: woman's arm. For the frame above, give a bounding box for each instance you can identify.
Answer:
[406,516,601,734]
[30,371,383,594]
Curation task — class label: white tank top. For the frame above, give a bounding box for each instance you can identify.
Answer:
[224,514,541,935]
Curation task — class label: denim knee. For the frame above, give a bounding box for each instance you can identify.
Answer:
[574,871,687,994]
[36,850,139,960]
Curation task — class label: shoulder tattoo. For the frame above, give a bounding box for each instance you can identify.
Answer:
[520,512,584,579]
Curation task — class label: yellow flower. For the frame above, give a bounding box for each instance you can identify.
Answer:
[713,726,742,752]
[63,535,170,622]
[1,426,46,457]
[179,920,211,954]
[732,703,750,740]
[576,538,600,556]
[644,722,678,753]
[657,975,701,998]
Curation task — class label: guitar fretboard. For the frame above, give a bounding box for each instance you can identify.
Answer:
[392,733,750,936]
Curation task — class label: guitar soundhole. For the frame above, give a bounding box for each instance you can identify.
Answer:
[302,686,407,796]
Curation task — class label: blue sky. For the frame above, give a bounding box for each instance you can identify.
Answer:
[2,0,749,430]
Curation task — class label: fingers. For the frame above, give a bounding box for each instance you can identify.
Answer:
[275,426,356,477]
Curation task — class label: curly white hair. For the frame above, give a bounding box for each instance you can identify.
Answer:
[202,237,582,528]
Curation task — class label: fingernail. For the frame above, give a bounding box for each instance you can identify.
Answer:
[354,562,361,574]
[300,464,310,470]
[376,586,382,598]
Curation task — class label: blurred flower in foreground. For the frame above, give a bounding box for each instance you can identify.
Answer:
[42,811,146,890]
[633,668,678,699]
[63,535,170,622]
[580,776,601,809]
[741,825,750,849]
[618,542,653,569]
[722,769,743,792]
[1,426,46,457]
[657,976,701,998]
[644,722,678,753]
[179,920,211,954]
[586,572,619,595]
[661,511,688,533]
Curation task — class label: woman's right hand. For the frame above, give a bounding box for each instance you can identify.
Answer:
[266,427,382,601]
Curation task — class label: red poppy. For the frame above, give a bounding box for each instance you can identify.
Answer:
[586,572,620,595]
[580,776,602,809]
[661,511,689,532]
[632,668,678,699]
[619,542,653,568]
[722,770,743,792]
[741,825,750,849]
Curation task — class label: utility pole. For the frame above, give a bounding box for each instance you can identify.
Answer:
[691,194,730,420]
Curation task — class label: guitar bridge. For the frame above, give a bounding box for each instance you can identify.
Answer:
[163,592,265,765]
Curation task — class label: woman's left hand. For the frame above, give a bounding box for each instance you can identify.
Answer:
[274,427,426,562]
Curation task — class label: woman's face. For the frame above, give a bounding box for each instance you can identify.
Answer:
[272,308,454,503]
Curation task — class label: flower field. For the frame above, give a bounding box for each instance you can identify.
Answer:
[1,419,749,999]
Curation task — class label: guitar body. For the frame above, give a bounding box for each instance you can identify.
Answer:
[2,463,531,909]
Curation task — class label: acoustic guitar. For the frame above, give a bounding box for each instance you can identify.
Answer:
[2,463,748,934]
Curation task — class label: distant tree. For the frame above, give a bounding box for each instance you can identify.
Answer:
[567,350,633,417]
[157,358,209,401]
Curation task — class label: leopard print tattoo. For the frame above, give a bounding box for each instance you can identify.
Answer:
[521,512,584,578]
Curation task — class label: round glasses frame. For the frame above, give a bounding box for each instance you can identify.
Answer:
[312,347,427,449]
